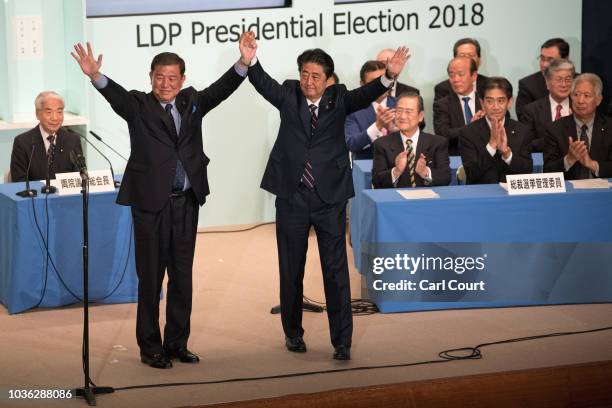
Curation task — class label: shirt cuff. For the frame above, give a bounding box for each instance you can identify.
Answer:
[234,61,248,77]
[563,155,572,172]
[391,168,400,185]
[486,143,496,157]
[423,167,433,183]
[503,152,513,165]
[593,161,600,177]
[367,122,384,142]
[91,74,109,89]
[380,74,393,88]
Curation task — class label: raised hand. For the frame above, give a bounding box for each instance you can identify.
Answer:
[472,109,486,122]
[71,42,103,81]
[488,117,500,149]
[567,136,584,166]
[498,125,510,157]
[375,106,395,133]
[385,46,410,79]
[239,31,257,67]
[415,153,428,178]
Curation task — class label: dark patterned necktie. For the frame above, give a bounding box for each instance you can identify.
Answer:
[166,104,185,190]
[554,104,563,121]
[301,104,317,189]
[405,138,416,187]
[578,124,591,179]
[47,134,55,167]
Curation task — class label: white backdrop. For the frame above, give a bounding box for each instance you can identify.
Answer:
[86,0,581,227]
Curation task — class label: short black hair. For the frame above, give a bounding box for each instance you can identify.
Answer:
[297,48,334,79]
[359,60,386,83]
[150,52,185,75]
[397,90,424,112]
[541,38,570,58]
[482,77,513,99]
[447,57,478,75]
[331,72,340,84]
[453,38,481,58]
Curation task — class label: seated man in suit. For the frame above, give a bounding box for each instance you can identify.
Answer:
[433,57,485,156]
[10,91,82,182]
[544,73,611,179]
[372,91,450,188]
[434,38,488,101]
[521,59,575,152]
[459,77,533,184]
[345,60,397,160]
[516,38,570,121]
[376,48,420,97]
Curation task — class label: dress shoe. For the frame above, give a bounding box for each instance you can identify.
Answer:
[140,352,172,369]
[285,336,307,352]
[333,345,351,360]
[165,347,200,363]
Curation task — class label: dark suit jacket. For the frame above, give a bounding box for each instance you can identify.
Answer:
[372,131,451,188]
[248,61,387,204]
[543,114,612,179]
[433,92,482,156]
[10,126,83,182]
[96,67,245,212]
[459,118,533,184]
[434,74,488,101]
[344,97,397,160]
[520,96,560,152]
[516,71,548,122]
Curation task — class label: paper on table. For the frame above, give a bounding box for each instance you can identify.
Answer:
[569,179,611,189]
[499,182,508,191]
[396,189,439,199]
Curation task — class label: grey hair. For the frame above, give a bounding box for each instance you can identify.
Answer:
[572,73,603,97]
[34,91,64,111]
[544,59,575,79]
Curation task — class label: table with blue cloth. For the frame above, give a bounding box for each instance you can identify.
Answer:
[0,181,137,314]
[354,180,612,313]
[350,153,544,271]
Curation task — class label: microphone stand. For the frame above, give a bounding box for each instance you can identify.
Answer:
[41,139,57,194]
[71,155,114,405]
[16,144,38,197]
[74,131,120,188]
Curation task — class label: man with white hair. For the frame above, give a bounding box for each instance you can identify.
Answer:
[10,91,83,182]
[544,73,612,179]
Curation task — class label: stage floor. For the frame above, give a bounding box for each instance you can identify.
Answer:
[1,224,611,407]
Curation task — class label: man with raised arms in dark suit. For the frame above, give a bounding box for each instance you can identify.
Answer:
[521,59,575,152]
[10,91,82,182]
[345,60,398,160]
[243,31,409,360]
[459,77,533,184]
[434,38,488,101]
[544,73,612,179]
[372,91,450,188]
[71,36,253,369]
[516,38,570,121]
[433,57,485,156]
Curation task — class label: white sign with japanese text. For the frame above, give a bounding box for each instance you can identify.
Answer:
[504,172,566,195]
[56,170,116,195]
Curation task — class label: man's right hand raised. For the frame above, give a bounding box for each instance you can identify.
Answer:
[71,42,103,82]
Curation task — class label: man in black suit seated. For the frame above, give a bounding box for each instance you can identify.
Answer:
[459,77,533,184]
[516,38,570,121]
[433,57,485,156]
[521,59,575,152]
[434,38,488,101]
[10,91,82,182]
[72,36,252,369]
[245,31,409,360]
[372,91,450,188]
[544,73,612,179]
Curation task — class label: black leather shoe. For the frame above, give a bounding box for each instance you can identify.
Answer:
[333,345,351,360]
[285,336,307,352]
[140,352,172,369]
[165,347,200,363]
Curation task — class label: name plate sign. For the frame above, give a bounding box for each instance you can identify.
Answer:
[505,172,566,195]
[56,169,116,195]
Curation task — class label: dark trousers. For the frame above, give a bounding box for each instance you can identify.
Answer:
[131,190,199,355]
[275,184,353,347]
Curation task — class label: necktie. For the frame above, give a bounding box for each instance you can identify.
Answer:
[462,96,473,124]
[405,138,416,188]
[47,134,56,169]
[300,104,317,189]
[579,124,591,179]
[554,104,563,121]
[166,104,185,191]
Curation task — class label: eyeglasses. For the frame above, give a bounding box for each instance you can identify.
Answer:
[395,108,418,116]
[550,76,573,85]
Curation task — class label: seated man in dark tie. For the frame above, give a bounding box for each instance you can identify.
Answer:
[433,57,485,156]
[544,73,612,179]
[433,38,488,101]
[372,91,450,188]
[10,91,82,182]
[345,60,397,160]
[516,38,570,121]
[459,77,533,184]
[520,59,575,152]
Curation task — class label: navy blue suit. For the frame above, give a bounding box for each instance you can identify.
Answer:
[345,97,396,160]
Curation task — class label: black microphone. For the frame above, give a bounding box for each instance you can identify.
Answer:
[89,131,128,162]
[73,131,120,188]
[70,150,89,182]
[16,144,38,197]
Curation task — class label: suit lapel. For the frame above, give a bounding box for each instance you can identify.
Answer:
[590,115,607,159]
[148,93,178,146]
[450,96,466,126]
[299,96,313,140]
[416,132,432,160]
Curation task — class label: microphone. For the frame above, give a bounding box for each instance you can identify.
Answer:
[73,131,120,188]
[70,150,89,182]
[41,135,58,194]
[16,144,38,197]
[89,131,128,162]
